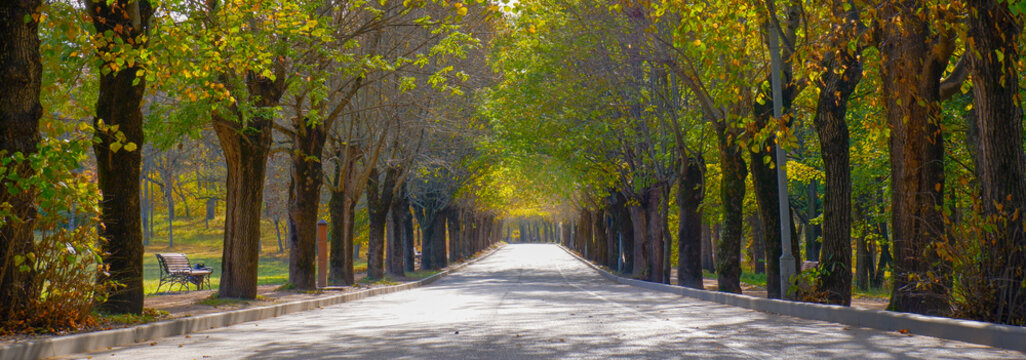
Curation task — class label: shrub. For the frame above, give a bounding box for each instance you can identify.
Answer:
[943,204,1026,326]
[1,138,112,334]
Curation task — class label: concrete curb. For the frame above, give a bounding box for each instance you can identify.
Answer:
[558,245,1026,354]
[1,244,506,360]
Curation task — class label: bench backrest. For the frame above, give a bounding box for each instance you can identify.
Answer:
[157,253,192,273]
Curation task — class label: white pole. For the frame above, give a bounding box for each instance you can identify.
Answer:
[768,24,796,299]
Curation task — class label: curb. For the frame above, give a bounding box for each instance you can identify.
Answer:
[1,244,506,360]
[558,245,1026,354]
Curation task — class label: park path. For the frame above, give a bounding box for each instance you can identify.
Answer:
[65,244,1023,359]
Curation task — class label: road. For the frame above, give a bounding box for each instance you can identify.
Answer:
[68,244,1023,359]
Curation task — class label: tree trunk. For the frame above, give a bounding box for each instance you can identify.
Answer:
[628,204,648,278]
[142,174,150,244]
[701,224,714,272]
[418,208,447,270]
[614,193,634,273]
[806,181,820,261]
[717,125,746,294]
[592,209,605,264]
[0,0,43,320]
[387,188,409,277]
[328,147,360,286]
[646,186,666,283]
[813,10,862,304]
[329,187,358,285]
[678,156,705,288]
[879,1,952,315]
[873,222,891,288]
[447,209,461,261]
[90,0,153,313]
[431,210,449,269]
[286,120,326,290]
[605,207,618,269]
[965,0,1026,324]
[164,182,174,248]
[206,198,216,229]
[749,213,765,274]
[273,217,284,253]
[365,166,397,280]
[749,144,783,298]
[214,113,272,299]
[212,69,283,299]
[855,232,872,291]
[402,204,415,272]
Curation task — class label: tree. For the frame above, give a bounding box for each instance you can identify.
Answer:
[85,0,154,314]
[811,0,864,306]
[875,0,963,315]
[961,0,1026,324]
[0,0,44,321]
[161,0,313,299]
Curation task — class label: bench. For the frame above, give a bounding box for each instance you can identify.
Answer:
[155,253,212,292]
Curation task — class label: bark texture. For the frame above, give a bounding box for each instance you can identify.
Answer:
[213,71,284,299]
[629,204,648,278]
[965,0,1026,325]
[402,203,415,272]
[717,125,746,294]
[0,0,43,320]
[387,188,410,277]
[328,146,360,285]
[365,166,397,280]
[287,119,326,290]
[812,0,862,306]
[677,157,705,289]
[90,0,153,313]
[879,0,954,315]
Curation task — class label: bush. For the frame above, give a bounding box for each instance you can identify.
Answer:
[0,138,112,335]
[944,205,1026,326]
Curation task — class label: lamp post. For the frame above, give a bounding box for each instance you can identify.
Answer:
[768,24,796,299]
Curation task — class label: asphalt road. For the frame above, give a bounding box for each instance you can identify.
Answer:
[68,244,1024,359]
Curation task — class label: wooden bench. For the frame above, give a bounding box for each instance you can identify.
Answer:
[155,253,212,292]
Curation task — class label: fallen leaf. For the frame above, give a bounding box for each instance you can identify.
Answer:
[898,329,909,334]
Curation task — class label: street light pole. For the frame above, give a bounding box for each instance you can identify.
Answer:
[768,23,797,299]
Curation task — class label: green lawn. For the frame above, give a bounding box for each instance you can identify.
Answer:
[143,214,366,295]
[701,270,889,299]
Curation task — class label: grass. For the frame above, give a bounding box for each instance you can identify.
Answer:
[405,270,441,279]
[143,214,367,295]
[702,269,890,299]
[197,294,267,307]
[97,309,170,325]
[358,277,400,286]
